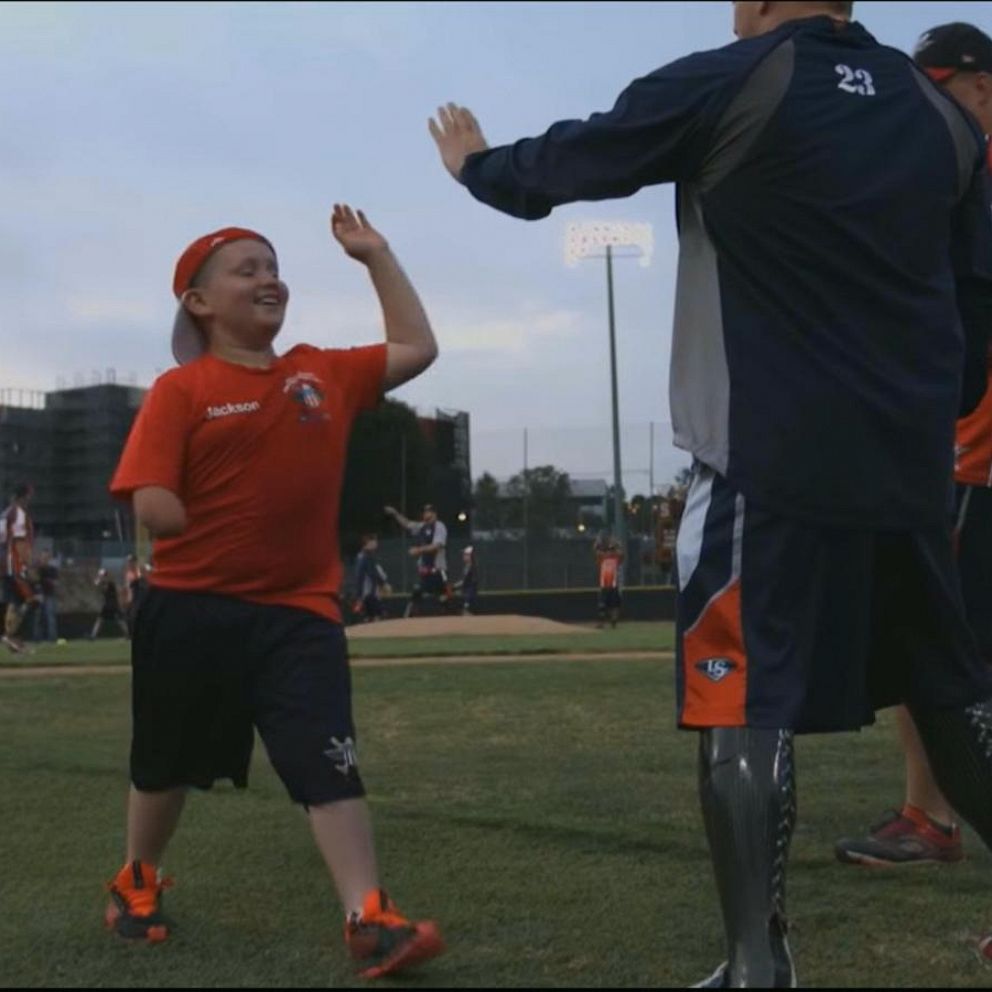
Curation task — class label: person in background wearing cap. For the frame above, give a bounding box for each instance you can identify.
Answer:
[104,204,444,980]
[1,483,37,655]
[383,503,450,618]
[453,544,479,616]
[429,1,992,984]
[835,12,992,884]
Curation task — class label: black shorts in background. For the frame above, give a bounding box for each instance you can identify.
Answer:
[130,586,365,806]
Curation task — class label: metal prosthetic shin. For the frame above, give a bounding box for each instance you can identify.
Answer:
[911,698,992,849]
[698,728,798,988]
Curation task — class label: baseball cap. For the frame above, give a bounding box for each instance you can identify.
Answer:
[171,227,274,365]
[914,22,992,81]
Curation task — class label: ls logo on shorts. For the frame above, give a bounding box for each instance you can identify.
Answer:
[323,735,359,775]
[696,657,738,683]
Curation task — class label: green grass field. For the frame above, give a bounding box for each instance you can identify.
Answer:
[1,654,990,988]
[0,622,675,668]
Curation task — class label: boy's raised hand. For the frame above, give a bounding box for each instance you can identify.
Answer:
[331,204,389,262]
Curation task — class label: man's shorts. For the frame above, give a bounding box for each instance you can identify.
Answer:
[130,586,365,806]
[955,484,992,662]
[413,569,448,599]
[676,465,992,733]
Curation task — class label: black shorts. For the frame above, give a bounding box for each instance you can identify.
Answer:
[675,465,992,733]
[412,570,448,599]
[955,484,992,662]
[598,587,621,610]
[130,586,365,806]
[361,594,384,620]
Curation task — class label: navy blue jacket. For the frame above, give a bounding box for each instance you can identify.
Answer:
[461,16,992,528]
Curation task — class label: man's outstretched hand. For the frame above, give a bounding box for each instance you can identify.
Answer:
[428,103,489,182]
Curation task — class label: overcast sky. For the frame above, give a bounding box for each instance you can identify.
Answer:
[2,1,988,494]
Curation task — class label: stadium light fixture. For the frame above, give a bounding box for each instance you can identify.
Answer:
[564,221,653,551]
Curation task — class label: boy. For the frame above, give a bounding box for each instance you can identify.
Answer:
[105,204,443,980]
[352,534,391,622]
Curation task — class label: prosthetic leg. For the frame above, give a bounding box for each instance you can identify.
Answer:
[695,728,798,989]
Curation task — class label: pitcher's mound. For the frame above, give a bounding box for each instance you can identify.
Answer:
[346,614,593,639]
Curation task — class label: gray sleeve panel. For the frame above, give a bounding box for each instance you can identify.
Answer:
[669,41,795,474]
[670,184,732,474]
[911,67,983,200]
[697,39,796,194]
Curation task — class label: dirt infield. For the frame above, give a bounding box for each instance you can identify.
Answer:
[345,614,594,639]
[0,651,673,679]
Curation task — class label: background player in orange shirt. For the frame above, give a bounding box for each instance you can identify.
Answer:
[594,532,624,629]
[104,205,444,979]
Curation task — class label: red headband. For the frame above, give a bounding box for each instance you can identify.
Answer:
[172,227,272,298]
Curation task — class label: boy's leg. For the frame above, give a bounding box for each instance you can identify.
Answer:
[253,609,444,977]
[108,587,255,943]
[308,798,379,914]
[107,787,187,943]
[125,786,188,865]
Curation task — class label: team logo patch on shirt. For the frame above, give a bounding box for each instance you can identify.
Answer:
[696,658,737,683]
[284,372,329,423]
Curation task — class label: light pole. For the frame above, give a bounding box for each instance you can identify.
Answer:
[565,221,653,551]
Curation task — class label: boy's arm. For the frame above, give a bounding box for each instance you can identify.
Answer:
[331,205,437,392]
[133,486,187,539]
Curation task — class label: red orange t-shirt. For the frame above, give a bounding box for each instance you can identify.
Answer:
[110,343,387,622]
[597,551,623,589]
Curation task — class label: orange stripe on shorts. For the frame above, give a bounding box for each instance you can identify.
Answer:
[681,577,747,727]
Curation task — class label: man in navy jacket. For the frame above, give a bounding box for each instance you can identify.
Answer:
[431,1,992,986]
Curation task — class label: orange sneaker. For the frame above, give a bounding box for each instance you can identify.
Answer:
[344,888,444,979]
[104,860,173,943]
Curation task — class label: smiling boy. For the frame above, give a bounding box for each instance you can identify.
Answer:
[104,205,444,980]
